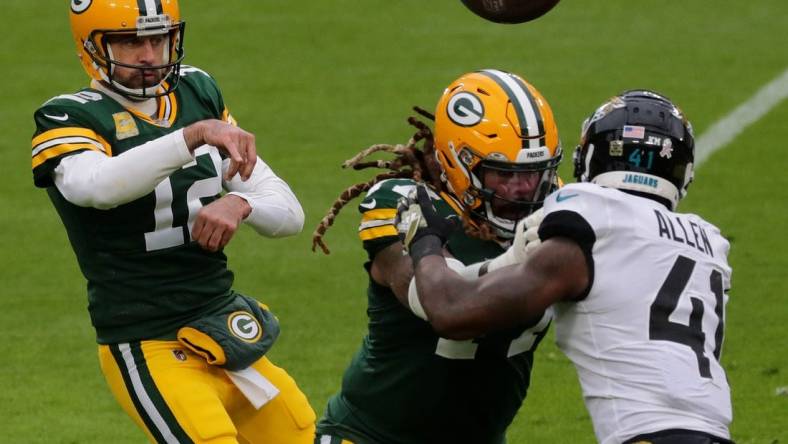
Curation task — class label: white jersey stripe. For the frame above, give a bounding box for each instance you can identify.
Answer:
[118,343,180,444]
[359,219,395,231]
[32,136,107,156]
[481,69,541,148]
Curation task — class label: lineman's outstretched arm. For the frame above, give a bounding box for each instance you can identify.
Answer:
[414,237,589,340]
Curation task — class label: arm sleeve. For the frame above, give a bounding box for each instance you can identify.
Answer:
[52,129,194,210]
[223,157,304,238]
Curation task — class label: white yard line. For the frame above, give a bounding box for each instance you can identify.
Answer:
[695,67,788,167]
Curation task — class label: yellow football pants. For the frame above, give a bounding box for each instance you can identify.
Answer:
[99,341,316,444]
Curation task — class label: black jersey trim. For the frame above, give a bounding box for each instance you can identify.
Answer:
[538,210,596,301]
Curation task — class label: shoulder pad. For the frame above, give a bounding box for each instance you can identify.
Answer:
[178,65,224,119]
[179,65,214,80]
[360,178,420,212]
[358,179,440,247]
[40,89,106,109]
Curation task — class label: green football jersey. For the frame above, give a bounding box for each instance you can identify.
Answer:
[32,66,239,344]
[317,178,552,444]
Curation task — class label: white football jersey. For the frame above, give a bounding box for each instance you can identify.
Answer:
[539,182,732,443]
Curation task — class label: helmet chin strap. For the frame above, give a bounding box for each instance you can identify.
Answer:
[482,201,517,239]
[103,44,168,99]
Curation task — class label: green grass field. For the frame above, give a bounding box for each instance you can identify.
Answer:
[2,0,787,442]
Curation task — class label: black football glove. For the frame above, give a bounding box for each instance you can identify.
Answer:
[395,185,460,264]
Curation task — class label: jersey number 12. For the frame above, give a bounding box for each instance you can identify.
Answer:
[144,148,223,251]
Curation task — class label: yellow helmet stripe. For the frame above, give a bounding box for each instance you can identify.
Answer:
[478,69,544,149]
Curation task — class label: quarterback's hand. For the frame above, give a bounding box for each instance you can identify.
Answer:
[191,194,251,252]
[184,120,257,182]
[395,185,460,261]
[486,208,544,271]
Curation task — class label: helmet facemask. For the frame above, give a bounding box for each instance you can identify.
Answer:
[470,151,562,237]
[84,17,185,99]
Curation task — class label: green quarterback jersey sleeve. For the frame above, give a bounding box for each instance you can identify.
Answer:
[31,67,248,344]
[32,90,114,188]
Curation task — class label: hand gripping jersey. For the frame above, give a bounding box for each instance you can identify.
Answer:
[317,178,553,444]
[32,66,238,344]
[538,182,732,443]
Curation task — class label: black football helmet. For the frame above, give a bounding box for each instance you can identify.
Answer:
[573,90,695,210]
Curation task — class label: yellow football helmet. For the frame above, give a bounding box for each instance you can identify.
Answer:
[434,69,562,237]
[69,0,185,98]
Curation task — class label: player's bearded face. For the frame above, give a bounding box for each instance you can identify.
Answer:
[482,167,541,221]
[107,34,169,90]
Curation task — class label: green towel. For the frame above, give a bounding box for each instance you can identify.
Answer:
[177,293,280,371]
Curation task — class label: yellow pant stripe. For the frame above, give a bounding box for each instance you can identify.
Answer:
[100,341,316,444]
[106,343,193,443]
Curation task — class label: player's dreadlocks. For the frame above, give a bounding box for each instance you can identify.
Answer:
[311,108,443,254]
[311,107,499,255]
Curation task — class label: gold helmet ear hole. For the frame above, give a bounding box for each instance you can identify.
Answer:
[463,192,475,206]
[459,148,474,165]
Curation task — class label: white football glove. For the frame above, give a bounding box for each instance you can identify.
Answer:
[486,208,544,271]
[395,195,426,254]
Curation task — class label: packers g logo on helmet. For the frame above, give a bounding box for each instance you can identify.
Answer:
[71,0,92,14]
[447,92,485,127]
[433,69,562,238]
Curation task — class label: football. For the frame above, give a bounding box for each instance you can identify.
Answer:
[460,0,560,24]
